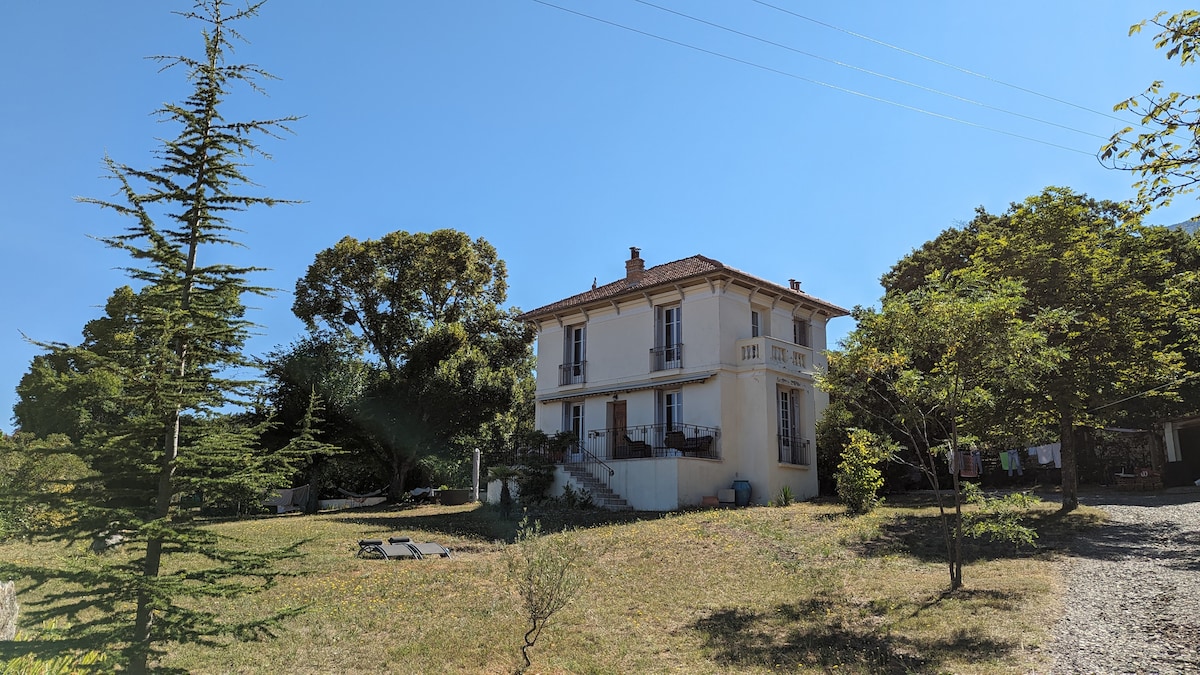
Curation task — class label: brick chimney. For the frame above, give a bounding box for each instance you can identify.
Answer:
[788,279,801,291]
[625,247,645,284]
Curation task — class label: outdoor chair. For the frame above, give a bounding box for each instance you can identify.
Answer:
[356,538,418,560]
[619,434,651,459]
[388,536,452,558]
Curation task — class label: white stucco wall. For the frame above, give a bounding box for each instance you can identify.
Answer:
[529,274,837,509]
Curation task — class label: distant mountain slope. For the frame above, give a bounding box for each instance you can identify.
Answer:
[1169,220,1200,234]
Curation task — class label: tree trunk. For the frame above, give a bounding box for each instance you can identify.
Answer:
[950,468,963,590]
[1059,409,1079,512]
[130,412,182,674]
[387,455,411,503]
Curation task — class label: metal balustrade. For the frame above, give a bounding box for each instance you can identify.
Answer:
[778,434,810,466]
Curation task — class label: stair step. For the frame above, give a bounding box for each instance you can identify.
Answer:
[561,464,631,510]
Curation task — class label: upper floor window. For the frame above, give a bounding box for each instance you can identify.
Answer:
[560,324,586,385]
[793,318,811,347]
[651,304,683,370]
[751,310,761,338]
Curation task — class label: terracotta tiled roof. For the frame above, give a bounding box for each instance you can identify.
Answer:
[518,254,848,320]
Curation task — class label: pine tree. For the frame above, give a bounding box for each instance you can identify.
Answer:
[9,2,302,671]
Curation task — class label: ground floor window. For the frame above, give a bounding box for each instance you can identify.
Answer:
[658,389,682,430]
[562,401,584,447]
[778,388,807,465]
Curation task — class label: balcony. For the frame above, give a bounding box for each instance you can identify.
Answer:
[585,422,721,461]
[649,343,684,371]
[778,434,810,466]
[559,360,586,385]
[737,336,812,377]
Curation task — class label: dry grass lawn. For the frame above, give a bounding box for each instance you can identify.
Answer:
[0,496,1104,674]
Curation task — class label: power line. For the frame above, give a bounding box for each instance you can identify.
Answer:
[1089,371,1200,413]
[529,0,1096,155]
[632,0,1110,141]
[749,0,1138,128]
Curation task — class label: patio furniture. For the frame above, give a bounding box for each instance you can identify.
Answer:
[617,434,651,459]
[356,538,417,560]
[683,435,713,454]
[665,431,714,456]
[357,537,453,559]
[389,536,452,558]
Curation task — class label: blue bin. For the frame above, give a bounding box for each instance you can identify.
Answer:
[732,479,751,507]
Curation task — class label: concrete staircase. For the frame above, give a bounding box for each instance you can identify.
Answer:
[562,463,633,511]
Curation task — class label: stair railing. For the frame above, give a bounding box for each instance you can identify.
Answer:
[569,435,614,492]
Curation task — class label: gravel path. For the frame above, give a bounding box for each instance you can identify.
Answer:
[1050,489,1200,674]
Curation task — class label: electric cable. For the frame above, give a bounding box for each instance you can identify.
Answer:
[632,0,1110,141]
[749,0,1139,128]
[530,0,1096,155]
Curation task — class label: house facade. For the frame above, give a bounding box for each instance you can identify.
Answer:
[517,248,848,510]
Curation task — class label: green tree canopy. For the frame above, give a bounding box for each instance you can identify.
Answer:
[1102,11,1200,218]
[291,230,534,499]
[6,3,305,671]
[877,186,1199,510]
[820,273,1059,588]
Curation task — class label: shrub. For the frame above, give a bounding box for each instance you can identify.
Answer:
[559,484,593,509]
[775,485,794,507]
[835,429,896,514]
[514,453,556,505]
[506,517,585,671]
[963,489,1042,548]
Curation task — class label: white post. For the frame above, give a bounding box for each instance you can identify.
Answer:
[472,448,481,502]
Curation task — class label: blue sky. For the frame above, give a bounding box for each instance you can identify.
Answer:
[1,1,1195,433]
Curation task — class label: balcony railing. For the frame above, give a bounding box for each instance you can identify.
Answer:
[649,343,684,371]
[585,422,721,461]
[738,336,812,376]
[559,360,586,385]
[778,434,810,466]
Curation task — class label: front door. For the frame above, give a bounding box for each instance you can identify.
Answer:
[608,400,627,456]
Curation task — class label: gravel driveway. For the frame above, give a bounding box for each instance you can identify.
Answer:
[1050,489,1200,674]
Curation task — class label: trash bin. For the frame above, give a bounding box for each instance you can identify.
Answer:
[732,479,751,507]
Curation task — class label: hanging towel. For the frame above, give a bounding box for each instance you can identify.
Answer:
[1050,442,1062,468]
[999,450,1011,471]
[958,450,979,478]
[1036,444,1055,465]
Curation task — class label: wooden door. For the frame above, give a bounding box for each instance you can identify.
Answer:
[608,400,627,456]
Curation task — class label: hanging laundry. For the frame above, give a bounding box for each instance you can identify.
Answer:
[1036,444,1055,465]
[999,450,1011,471]
[1049,442,1062,468]
[1007,449,1024,477]
[958,450,979,478]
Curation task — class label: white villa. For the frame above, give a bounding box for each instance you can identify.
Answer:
[517,248,849,510]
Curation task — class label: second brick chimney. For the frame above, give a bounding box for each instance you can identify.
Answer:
[625,247,645,284]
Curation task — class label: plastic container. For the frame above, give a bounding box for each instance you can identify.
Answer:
[732,479,751,507]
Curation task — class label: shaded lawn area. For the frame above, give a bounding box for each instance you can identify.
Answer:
[0,496,1103,673]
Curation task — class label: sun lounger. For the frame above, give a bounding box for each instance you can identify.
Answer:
[356,538,417,560]
[389,536,452,559]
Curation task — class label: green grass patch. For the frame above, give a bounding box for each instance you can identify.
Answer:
[0,498,1102,673]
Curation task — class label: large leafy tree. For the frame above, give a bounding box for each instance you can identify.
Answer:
[293,230,534,500]
[13,286,143,443]
[877,187,1198,510]
[1102,10,1200,218]
[5,3,306,671]
[969,188,1189,510]
[820,274,1058,589]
